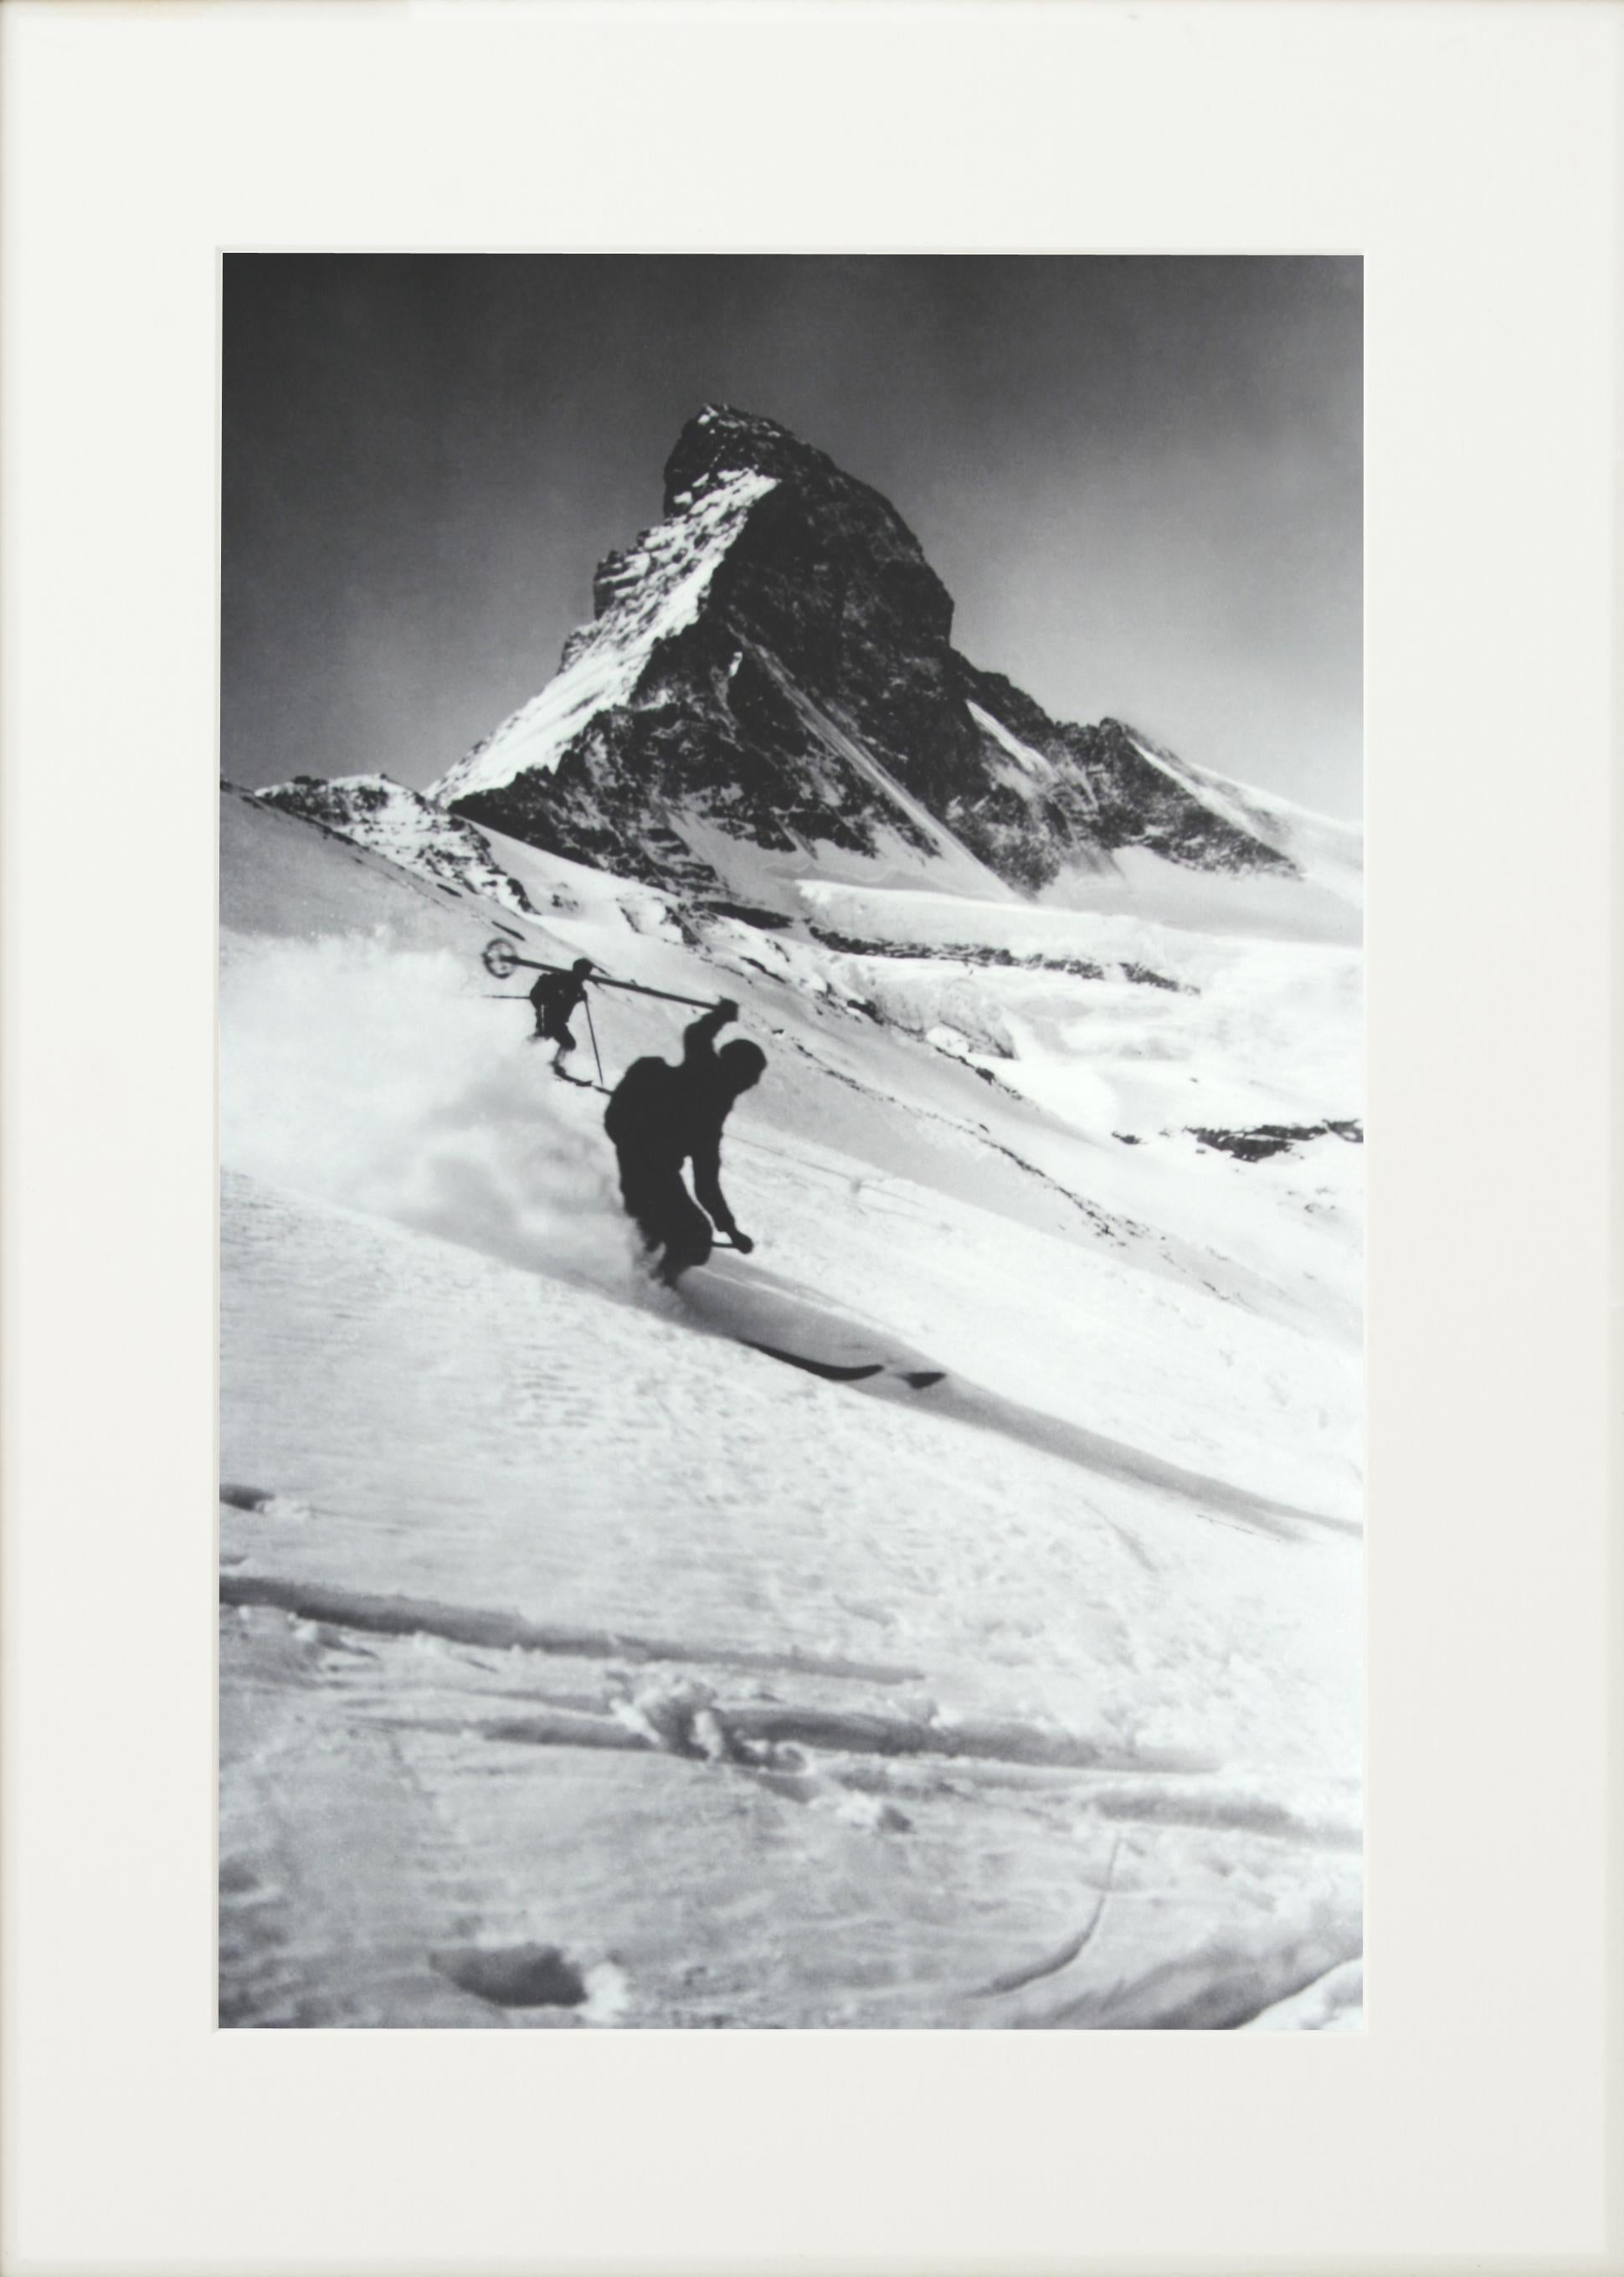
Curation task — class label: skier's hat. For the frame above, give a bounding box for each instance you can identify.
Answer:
[571,958,594,975]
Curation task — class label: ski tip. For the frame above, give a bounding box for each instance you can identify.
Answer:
[899,1369,947,1390]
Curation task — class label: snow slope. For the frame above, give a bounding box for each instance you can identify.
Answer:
[219,787,1363,2029]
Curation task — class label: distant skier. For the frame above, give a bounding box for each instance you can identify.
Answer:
[604,999,766,1282]
[529,959,594,1076]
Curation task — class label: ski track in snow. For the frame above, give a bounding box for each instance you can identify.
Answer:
[219,788,1362,2029]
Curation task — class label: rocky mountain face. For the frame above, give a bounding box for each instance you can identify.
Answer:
[432,404,1308,903]
[254,774,536,916]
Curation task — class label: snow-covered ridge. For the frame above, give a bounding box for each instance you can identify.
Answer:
[252,774,536,917]
[433,468,778,805]
[1125,731,1361,905]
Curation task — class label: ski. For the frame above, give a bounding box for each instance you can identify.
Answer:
[745,1341,886,1383]
[679,1260,948,1391]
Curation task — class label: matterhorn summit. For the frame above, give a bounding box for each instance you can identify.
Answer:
[432,406,1360,923]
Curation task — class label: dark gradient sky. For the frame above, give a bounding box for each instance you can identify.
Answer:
[223,255,1361,818]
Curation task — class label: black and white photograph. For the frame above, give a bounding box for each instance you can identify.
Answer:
[218,254,1364,2032]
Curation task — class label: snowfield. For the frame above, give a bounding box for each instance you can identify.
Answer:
[219,780,1363,2030]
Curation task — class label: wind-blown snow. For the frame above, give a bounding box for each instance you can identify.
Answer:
[220,936,645,1298]
[219,787,1362,2030]
[433,470,777,803]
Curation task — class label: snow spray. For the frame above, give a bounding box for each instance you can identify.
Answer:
[220,933,645,1295]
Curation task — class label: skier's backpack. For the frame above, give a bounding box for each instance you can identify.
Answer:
[604,1054,678,1151]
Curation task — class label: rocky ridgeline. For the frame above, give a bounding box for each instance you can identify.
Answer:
[1190,1120,1364,1162]
[254,774,537,916]
[435,404,1299,901]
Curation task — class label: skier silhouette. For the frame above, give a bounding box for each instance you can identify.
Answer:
[604,1000,765,1282]
[529,959,594,1075]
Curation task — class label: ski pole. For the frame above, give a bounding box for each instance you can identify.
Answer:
[481,938,715,1009]
[582,995,606,1087]
[483,942,563,979]
[588,974,717,1010]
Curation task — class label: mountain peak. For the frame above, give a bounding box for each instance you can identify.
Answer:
[662,403,834,515]
[434,411,1349,913]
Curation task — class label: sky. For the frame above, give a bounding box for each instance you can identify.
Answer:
[223,255,1361,820]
